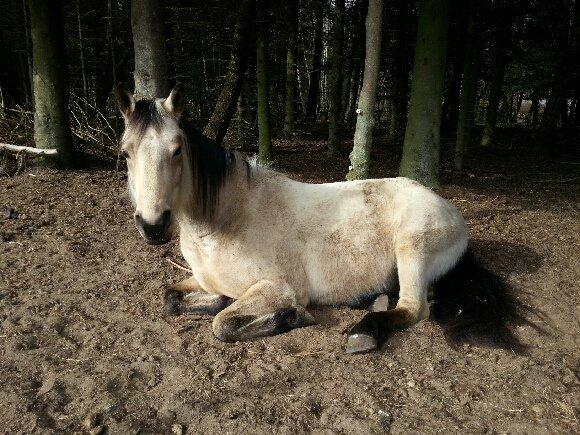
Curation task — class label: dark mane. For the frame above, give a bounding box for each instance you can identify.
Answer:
[127,100,238,220]
[179,118,237,220]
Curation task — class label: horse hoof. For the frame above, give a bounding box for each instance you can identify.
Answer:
[346,333,377,354]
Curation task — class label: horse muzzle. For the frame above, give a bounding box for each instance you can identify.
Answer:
[134,210,172,245]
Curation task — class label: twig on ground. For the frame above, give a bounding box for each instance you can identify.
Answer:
[166,258,192,273]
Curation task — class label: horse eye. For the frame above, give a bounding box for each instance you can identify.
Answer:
[173,146,182,157]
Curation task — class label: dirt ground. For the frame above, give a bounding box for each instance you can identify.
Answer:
[0,136,579,434]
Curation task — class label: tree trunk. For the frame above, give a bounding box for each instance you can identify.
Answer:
[28,0,74,167]
[541,0,578,133]
[304,1,324,120]
[77,0,88,103]
[480,9,512,146]
[327,0,345,157]
[454,0,479,171]
[398,0,451,187]
[131,0,170,99]
[347,0,383,180]
[203,0,254,143]
[282,0,298,138]
[392,0,410,144]
[526,92,539,126]
[256,0,272,163]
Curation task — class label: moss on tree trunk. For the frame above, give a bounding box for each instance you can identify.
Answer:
[29,0,74,168]
[399,0,451,187]
[347,0,383,180]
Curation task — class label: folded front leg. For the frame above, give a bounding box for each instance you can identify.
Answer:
[212,280,315,342]
[164,276,232,316]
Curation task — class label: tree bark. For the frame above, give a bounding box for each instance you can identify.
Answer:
[131,0,170,99]
[304,1,324,120]
[327,0,345,157]
[256,0,272,163]
[203,0,254,143]
[28,0,74,167]
[398,0,451,187]
[347,0,383,180]
[282,0,298,138]
[454,0,479,171]
[480,8,512,146]
[392,0,410,144]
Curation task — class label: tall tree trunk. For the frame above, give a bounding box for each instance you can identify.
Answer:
[304,1,324,120]
[203,0,254,143]
[327,0,345,157]
[76,0,88,103]
[541,0,578,133]
[256,0,272,162]
[28,0,74,167]
[282,0,298,138]
[526,91,539,126]
[399,0,451,187]
[480,8,512,146]
[347,0,383,180]
[454,0,479,171]
[131,0,170,99]
[392,0,410,144]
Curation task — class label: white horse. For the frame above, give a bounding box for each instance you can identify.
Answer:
[115,84,525,353]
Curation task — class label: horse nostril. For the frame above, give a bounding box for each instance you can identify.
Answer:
[134,213,144,226]
[161,210,171,227]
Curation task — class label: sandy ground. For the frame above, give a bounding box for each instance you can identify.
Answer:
[0,139,579,434]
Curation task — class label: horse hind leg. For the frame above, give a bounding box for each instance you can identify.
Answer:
[346,252,430,354]
[212,280,316,342]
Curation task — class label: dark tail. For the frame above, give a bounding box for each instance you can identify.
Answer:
[432,248,534,352]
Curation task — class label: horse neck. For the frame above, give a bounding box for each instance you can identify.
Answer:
[175,151,251,236]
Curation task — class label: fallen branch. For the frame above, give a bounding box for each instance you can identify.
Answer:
[0,143,58,156]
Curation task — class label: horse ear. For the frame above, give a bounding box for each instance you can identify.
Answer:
[115,83,135,121]
[163,83,185,119]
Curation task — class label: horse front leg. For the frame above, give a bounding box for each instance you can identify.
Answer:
[211,280,316,342]
[164,276,233,316]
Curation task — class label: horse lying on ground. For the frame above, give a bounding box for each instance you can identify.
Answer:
[115,84,526,354]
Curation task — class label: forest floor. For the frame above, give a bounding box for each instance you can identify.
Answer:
[0,131,579,434]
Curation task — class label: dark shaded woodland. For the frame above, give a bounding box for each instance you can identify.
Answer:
[0,0,578,183]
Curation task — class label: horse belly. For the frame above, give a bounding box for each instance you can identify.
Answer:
[304,229,397,306]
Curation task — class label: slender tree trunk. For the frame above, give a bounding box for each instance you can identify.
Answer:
[256,0,272,162]
[28,0,74,167]
[454,0,479,171]
[392,0,410,144]
[541,0,578,133]
[203,0,254,143]
[327,0,345,157]
[22,0,33,107]
[526,91,539,126]
[131,0,170,99]
[480,9,512,146]
[347,0,383,180]
[282,0,298,138]
[399,0,451,187]
[77,0,88,103]
[305,1,324,120]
